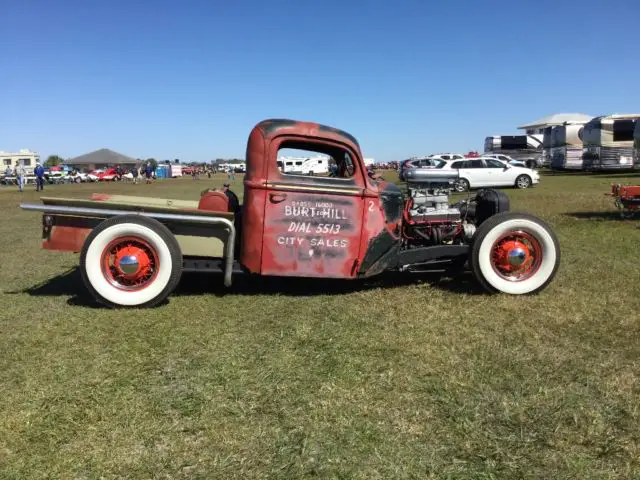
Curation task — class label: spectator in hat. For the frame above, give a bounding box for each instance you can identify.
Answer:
[144,163,153,184]
[34,162,45,191]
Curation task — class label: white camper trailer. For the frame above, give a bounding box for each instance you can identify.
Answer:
[582,114,639,171]
[484,135,543,168]
[277,156,330,175]
[550,121,590,170]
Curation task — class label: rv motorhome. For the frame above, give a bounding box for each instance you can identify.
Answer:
[582,114,639,171]
[277,156,330,175]
[542,126,555,167]
[550,121,589,170]
[484,135,543,168]
[634,120,640,170]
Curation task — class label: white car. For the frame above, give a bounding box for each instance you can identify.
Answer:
[63,172,99,183]
[442,157,540,191]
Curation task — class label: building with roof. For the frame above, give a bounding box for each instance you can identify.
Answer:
[518,113,593,135]
[66,148,138,171]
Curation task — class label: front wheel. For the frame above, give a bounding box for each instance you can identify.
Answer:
[79,215,183,308]
[470,212,560,295]
[515,174,532,189]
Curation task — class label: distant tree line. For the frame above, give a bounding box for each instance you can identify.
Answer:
[45,155,65,167]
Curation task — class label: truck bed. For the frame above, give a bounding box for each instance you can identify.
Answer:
[40,193,235,219]
[37,194,234,258]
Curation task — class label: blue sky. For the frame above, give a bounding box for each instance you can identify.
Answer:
[2,0,639,162]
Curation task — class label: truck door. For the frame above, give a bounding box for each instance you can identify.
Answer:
[260,138,366,278]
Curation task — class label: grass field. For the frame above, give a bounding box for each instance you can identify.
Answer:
[1,171,639,479]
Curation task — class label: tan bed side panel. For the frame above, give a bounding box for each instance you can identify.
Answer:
[176,235,225,258]
[39,195,234,218]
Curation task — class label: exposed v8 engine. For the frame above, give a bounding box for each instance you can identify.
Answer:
[404,168,461,223]
[402,166,514,250]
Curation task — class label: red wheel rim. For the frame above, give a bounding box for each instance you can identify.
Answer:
[490,230,542,282]
[101,236,159,291]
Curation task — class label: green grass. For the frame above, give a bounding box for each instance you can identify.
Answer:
[1,171,639,479]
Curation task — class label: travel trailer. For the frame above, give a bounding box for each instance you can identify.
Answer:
[550,121,590,170]
[0,149,40,175]
[484,135,543,168]
[582,114,639,171]
[277,156,330,175]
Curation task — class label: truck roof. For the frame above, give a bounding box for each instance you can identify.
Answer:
[253,119,361,149]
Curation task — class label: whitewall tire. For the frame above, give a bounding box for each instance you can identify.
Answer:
[470,212,560,295]
[79,215,182,308]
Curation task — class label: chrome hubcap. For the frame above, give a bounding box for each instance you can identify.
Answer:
[507,248,527,267]
[118,255,140,275]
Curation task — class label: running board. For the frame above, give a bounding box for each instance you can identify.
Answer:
[183,257,246,274]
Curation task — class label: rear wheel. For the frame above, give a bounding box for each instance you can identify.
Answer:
[455,178,470,192]
[79,215,183,308]
[470,212,560,295]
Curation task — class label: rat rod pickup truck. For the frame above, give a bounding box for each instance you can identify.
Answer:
[20,119,561,308]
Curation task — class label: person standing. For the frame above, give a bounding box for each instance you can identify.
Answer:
[131,165,139,184]
[14,161,26,192]
[221,183,240,213]
[145,163,153,184]
[34,162,45,191]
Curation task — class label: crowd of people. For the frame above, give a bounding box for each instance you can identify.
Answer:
[3,162,45,192]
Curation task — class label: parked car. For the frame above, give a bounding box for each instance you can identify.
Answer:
[398,157,445,180]
[96,168,120,181]
[63,171,99,183]
[442,157,540,191]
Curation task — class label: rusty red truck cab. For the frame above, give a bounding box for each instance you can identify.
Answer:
[240,119,404,279]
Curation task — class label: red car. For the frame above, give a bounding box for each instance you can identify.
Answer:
[96,168,119,181]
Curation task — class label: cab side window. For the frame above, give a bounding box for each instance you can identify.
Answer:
[277,141,358,180]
